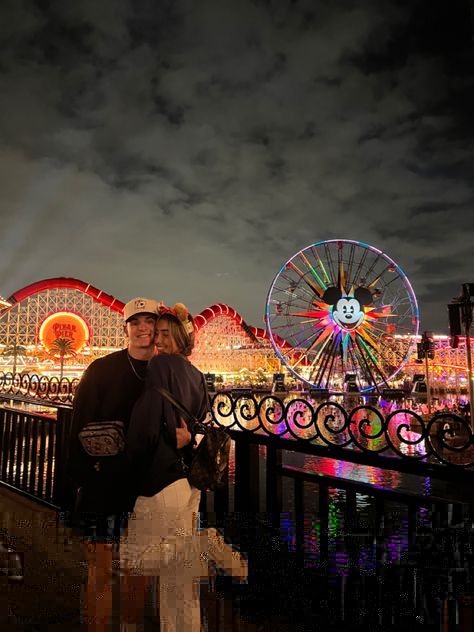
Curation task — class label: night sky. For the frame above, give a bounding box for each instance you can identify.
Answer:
[1,0,473,334]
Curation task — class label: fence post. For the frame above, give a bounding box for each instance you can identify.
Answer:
[319,482,329,568]
[233,434,260,514]
[266,441,282,518]
[52,406,74,508]
[213,460,230,523]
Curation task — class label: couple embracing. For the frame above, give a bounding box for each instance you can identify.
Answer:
[66,298,247,631]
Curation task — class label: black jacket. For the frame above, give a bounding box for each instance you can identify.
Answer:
[67,349,147,513]
[126,353,209,498]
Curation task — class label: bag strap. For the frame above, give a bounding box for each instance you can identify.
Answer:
[157,387,209,434]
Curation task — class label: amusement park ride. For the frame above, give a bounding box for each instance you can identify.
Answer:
[263,240,474,419]
[265,239,419,394]
[0,240,472,411]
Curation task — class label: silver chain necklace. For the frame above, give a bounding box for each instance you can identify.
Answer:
[127,353,145,381]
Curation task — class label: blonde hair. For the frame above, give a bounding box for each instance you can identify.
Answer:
[157,312,195,357]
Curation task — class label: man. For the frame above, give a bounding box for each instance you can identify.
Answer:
[67,297,159,631]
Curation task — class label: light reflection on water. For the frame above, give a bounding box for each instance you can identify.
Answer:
[226,434,434,573]
[281,452,435,572]
[6,427,55,500]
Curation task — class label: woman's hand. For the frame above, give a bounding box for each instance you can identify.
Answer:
[176,417,192,449]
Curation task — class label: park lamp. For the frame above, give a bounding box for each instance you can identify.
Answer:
[417,331,435,360]
[447,284,474,430]
[344,372,359,393]
[415,330,436,413]
[448,284,474,348]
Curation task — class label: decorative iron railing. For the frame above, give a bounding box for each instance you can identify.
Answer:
[0,402,72,505]
[1,372,473,468]
[210,392,474,469]
[0,371,79,405]
[1,375,473,629]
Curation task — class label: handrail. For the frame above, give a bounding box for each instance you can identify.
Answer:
[210,392,474,469]
[0,371,78,405]
[1,372,473,469]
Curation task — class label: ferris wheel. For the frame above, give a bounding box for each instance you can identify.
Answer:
[265,240,419,392]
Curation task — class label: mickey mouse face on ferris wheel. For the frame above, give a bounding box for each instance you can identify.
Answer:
[322,286,374,332]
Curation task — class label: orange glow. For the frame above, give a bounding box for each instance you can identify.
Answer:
[39,311,90,355]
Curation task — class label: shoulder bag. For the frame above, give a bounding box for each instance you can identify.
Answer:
[157,387,230,491]
[78,421,126,457]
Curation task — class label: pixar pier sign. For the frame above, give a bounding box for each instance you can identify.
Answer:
[38,312,90,356]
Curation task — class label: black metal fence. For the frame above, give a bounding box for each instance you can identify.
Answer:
[209,391,474,469]
[0,371,78,405]
[1,378,474,628]
[0,400,72,505]
[1,371,473,469]
[0,373,474,510]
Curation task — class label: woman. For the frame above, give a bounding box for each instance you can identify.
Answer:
[120,303,209,631]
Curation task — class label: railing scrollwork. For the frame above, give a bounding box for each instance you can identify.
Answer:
[210,392,474,468]
[0,371,79,405]
[1,374,473,468]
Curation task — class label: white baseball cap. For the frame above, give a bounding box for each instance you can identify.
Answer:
[123,297,158,322]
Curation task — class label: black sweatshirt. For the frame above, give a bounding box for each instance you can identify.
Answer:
[66,349,146,513]
[126,353,209,498]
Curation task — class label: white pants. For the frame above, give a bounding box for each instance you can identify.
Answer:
[121,478,201,632]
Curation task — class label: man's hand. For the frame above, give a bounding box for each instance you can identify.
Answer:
[176,417,192,449]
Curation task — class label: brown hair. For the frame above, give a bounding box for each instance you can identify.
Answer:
[157,312,195,357]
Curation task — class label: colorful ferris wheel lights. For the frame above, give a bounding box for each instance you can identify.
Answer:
[265,239,419,392]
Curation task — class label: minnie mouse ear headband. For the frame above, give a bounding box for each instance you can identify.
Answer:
[156,301,195,335]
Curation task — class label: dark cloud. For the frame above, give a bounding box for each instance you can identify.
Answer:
[0,0,473,334]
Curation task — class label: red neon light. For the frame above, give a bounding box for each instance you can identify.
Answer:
[7,282,292,349]
[7,277,125,314]
[192,303,294,347]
